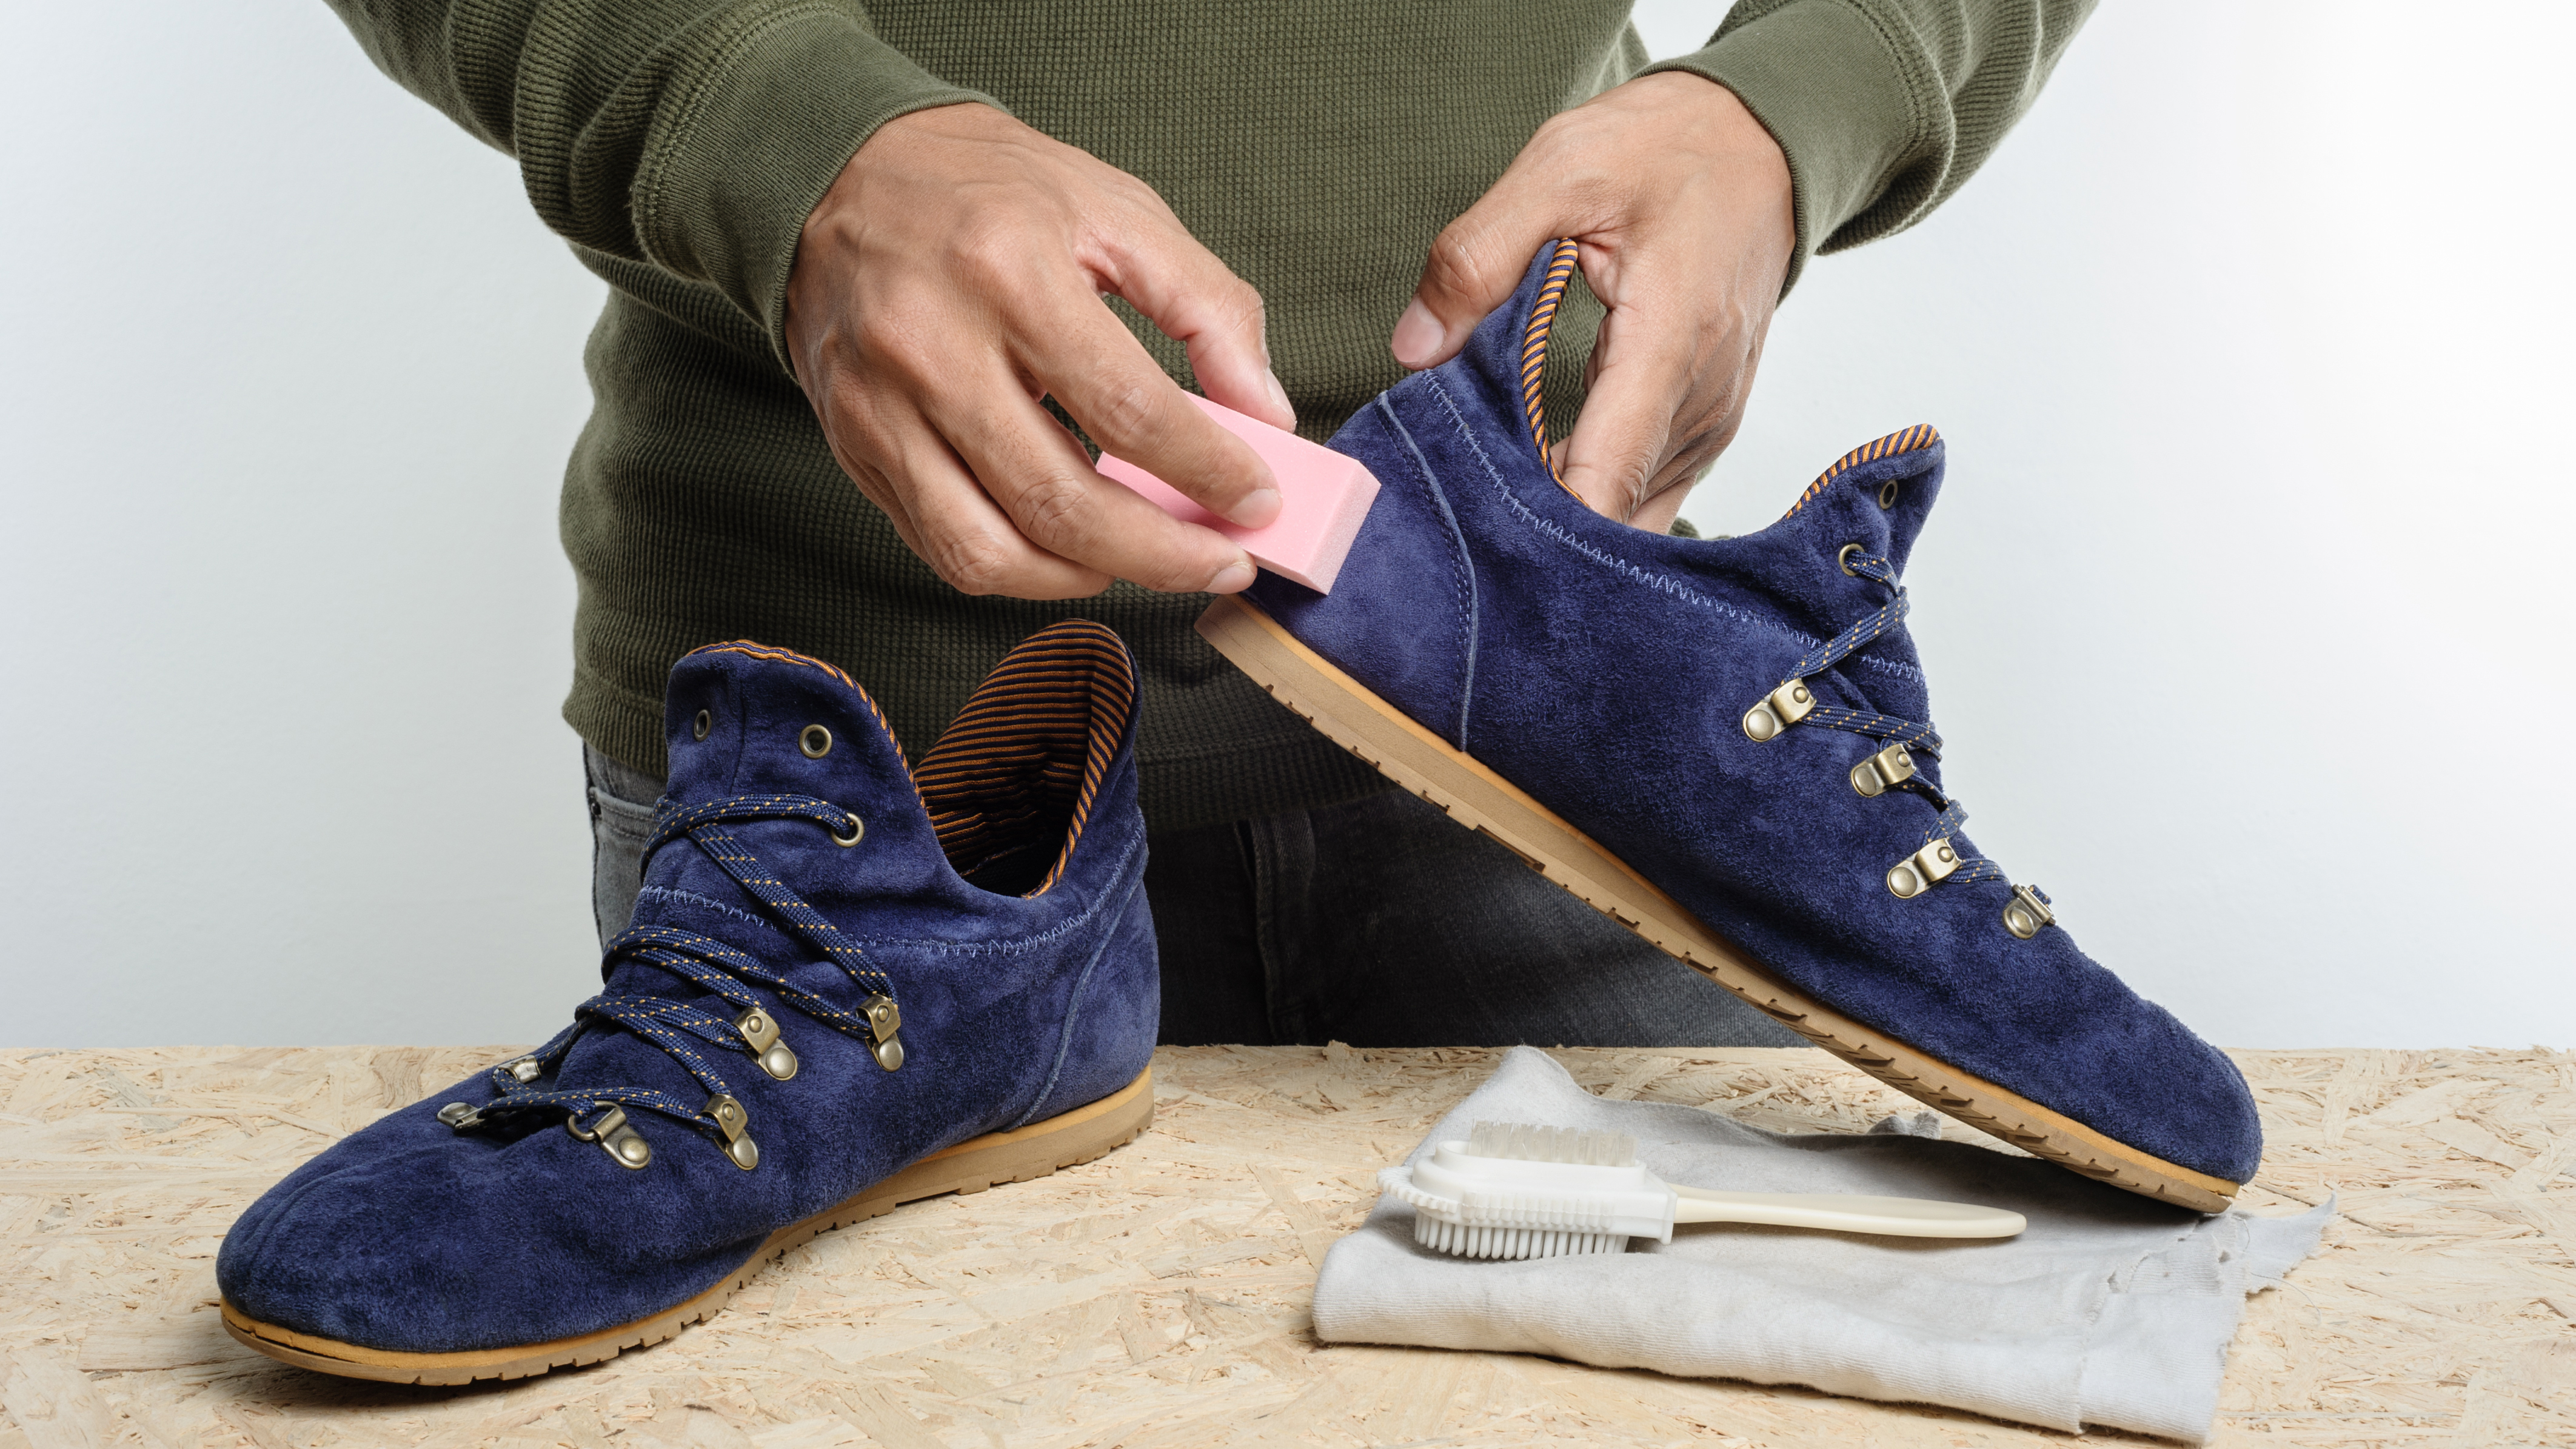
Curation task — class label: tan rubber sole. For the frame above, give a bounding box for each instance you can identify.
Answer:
[1199,595,2239,1213]
[221,1067,1157,1384]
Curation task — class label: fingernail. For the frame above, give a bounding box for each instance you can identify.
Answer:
[1228,487,1282,529]
[1206,560,1257,593]
[1263,369,1296,426]
[1391,301,1444,369]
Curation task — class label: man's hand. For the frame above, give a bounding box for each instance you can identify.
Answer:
[1389,73,1795,534]
[786,103,1295,598]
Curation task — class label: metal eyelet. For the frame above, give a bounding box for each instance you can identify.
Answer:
[692,709,712,742]
[1850,743,1916,797]
[2002,885,2055,939]
[566,1103,652,1169]
[1886,839,1962,899]
[832,811,865,848]
[735,1005,800,1080]
[799,724,833,758]
[864,994,904,1072]
[564,1103,620,1141]
[704,1094,758,1171]
[1742,681,1816,742]
[1838,543,1865,577]
[603,1123,652,1168]
[1878,479,1900,509]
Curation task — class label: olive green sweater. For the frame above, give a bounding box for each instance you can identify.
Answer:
[327,0,2089,829]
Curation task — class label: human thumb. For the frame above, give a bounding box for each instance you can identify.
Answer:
[1391,190,1564,370]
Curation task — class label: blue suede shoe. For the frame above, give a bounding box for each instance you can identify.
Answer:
[1199,242,2261,1212]
[218,621,1159,1381]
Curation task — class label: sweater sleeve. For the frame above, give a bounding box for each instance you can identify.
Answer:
[323,0,991,352]
[1645,0,2095,292]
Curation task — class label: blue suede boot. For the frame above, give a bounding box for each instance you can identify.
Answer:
[1199,241,2261,1212]
[218,621,1159,1381]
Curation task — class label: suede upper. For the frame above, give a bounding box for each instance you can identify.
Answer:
[1249,246,2261,1186]
[218,624,1159,1353]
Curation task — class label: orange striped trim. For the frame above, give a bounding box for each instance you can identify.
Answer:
[683,641,858,691]
[913,620,1136,898]
[1779,425,1942,518]
[1518,238,1583,501]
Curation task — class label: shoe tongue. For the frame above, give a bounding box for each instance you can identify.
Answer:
[1675,431,1950,731]
[634,640,946,940]
[551,642,935,1106]
[660,643,927,814]
[1770,427,1945,578]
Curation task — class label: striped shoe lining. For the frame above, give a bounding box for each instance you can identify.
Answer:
[1518,238,1584,502]
[1780,424,1941,518]
[914,619,1137,898]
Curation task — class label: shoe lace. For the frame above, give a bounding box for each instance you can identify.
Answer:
[433,793,905,1169]
[1742,549,2053,933]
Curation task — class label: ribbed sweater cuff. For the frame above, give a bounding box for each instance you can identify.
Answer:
[1644,1,1918,294]
[631,4,991,370]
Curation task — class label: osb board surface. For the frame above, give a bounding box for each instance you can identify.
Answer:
[3,1044,2572,1449]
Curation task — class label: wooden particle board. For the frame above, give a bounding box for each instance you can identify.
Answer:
[3,1042,2572,1447]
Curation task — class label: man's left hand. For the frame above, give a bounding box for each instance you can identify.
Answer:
[1389,72,1795,534]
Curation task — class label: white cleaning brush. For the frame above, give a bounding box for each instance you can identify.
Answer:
[1379,1120,2025,1260]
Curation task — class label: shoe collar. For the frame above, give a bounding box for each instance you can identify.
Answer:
[658,627,1140,902]
[661,642,939,867]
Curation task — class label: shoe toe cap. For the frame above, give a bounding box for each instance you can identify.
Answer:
[1925,943,2267,1188]
[1739,905,2267,1190]
[2090,1009,2264,1187]
[218,1097,755,1356]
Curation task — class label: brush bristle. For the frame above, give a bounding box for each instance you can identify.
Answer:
[1467,1120,1637,1167]
[1411,1213,1627,1261]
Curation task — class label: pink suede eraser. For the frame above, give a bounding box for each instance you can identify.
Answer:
[1094,394,1381,593]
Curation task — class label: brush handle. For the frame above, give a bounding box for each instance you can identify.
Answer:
[1670,1185,2024,1239]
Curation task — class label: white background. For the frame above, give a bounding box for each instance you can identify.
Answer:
[2,4,2566,1048]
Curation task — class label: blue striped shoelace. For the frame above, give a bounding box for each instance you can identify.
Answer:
[440,793,899,1164]
[1758,550,2046,912]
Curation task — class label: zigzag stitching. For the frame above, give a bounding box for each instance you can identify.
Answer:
[836,831,1147,957]
[1372,393,1480,749]
[1415,375,1926,686]
[632,884,785,935]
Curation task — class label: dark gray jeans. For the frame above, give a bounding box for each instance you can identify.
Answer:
[584,746,1794,1049]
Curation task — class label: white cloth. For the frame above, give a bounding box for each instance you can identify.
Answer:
[1311,1048,2324,1443]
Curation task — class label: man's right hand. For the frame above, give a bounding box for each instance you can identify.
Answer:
[785,102,1292,600]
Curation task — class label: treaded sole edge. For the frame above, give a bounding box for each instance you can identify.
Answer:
[219,1066,1158,1384]
[1197,595,2241,1213]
